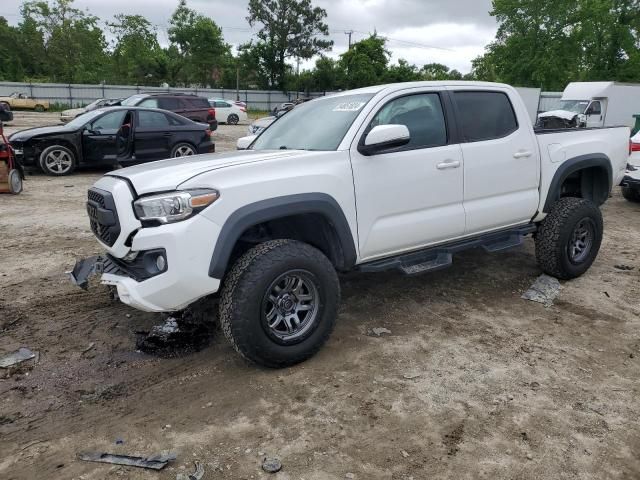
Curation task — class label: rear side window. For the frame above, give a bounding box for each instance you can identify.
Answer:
[138,98,159,108]
[137,111,171,128]
[369,93,447,149]
[159,97,181,110]
[214,101,231,108]
[454,91,518,142]
[184,97,209,108]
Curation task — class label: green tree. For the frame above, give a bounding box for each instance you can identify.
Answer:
[247,0,333,88]
[384,59,421,83]
[0,17,26,81]
[337,34,390,89]
[168,0,230,87]
[420,63,462,80]
[21,0,108,83]
[108,14,164,85]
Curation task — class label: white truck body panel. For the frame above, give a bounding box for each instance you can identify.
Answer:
[82,81,630,312]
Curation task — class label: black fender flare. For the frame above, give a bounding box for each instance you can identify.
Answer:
[208,193,357,278]
[543,154,612,212]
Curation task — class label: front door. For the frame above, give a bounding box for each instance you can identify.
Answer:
[82,110,128,164]
[585,100,605,128]
[350,90,466,261]
[450,88,540,234]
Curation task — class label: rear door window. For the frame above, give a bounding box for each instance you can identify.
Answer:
[453,91,518,142]
[137,111,171,128]
[159,97,181,111]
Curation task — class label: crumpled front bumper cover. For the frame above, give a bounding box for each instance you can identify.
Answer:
[69,255,130,290]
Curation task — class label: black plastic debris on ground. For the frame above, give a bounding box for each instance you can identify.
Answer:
[78,451,176,470]
[135,299,218,358]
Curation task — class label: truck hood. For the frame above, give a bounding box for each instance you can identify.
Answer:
[538,109,581,121]
[108,149,311,195]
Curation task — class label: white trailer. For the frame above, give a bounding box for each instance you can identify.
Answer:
[514,87,541,124]
[539,82,640,130]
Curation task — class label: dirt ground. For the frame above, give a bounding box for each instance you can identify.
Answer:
[1,112,639,480]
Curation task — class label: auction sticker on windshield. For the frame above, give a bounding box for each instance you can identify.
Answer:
[333,102,366,112]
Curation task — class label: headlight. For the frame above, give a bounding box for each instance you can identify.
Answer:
[133,189,219,225]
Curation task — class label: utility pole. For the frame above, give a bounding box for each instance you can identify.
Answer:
[345,30,354,49]
[236,66,240,101]
[296,57,300,99]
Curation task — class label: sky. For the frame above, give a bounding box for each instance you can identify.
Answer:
[2,0,497,73]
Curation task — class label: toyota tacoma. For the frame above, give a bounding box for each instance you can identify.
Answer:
[72,81,630,368]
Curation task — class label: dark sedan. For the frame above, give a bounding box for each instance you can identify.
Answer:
[9,106,215,176]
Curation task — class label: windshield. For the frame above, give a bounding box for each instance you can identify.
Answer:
[558,100,590,114]
[252,93,374,151]
[65,109,108,128]
[84,99,104,111]
[121,94,146,106]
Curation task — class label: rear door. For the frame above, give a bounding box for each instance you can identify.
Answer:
[350,89,466,260]
[214,101,232,123]
[450,88,539,234]
[133,110,174,161]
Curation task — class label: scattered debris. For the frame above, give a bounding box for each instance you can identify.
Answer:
[115,438,124,445]
[402,373,421,380]
[614,264,634,271]
[521,274,561,307]
[346,474,356,479]
[370,327,392,337]
[604,291,611,298]
[262,457,282,473]
[78,451,176,470]
[400,449,410,458]
[0,347,37,377]
[177,461,204,480]
[530,382,541,391]
[81,342,95,354]
[521,345,534,353]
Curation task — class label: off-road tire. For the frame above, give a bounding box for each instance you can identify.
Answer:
[621,186,640,203]
[219,239,340,368]
[39,145,76,176]
[535,197,603,280]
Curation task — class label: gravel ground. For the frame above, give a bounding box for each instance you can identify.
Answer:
[0,112,639,480]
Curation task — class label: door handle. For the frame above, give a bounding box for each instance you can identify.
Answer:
[436,160,461,170]
[513,150,533,159]
[163,133,173,137]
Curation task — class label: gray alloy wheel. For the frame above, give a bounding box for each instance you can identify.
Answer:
[261,270,320,343]
[567,217,595,264]
[171,143,196,158]
[227,113,240,125]
[40,146,75,175]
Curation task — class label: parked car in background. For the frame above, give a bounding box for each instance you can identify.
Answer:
[0,92,50,112]
[60,98,122,123]
[247,115,276,136]
[208,98,248,125]
[9,106,214,176]
[621,131,640,202]
[234,100,247,110]
[120,93,217,130]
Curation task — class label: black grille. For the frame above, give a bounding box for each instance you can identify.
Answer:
[87,188,121,247]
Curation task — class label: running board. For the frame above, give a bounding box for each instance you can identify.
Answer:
[359,224,536,276]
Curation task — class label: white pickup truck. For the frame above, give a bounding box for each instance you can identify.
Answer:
[72,81,630,367]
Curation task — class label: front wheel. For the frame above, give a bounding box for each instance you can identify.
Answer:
[34,104,45,112]
[171,142,196,158]
[219,240,340,368]
[535,197,603,280]
[39,145,76,176]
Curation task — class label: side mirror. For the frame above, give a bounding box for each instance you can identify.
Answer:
[359,124,411,156]
[237,135,257,150]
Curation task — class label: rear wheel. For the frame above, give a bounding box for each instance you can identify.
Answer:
[34,104,45,112]
[171,142,196,158]
[39,145,76,176]
[535,197,603,280]
[227,114,240,125]
[219,240,340,368]
[621,186,640,202]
